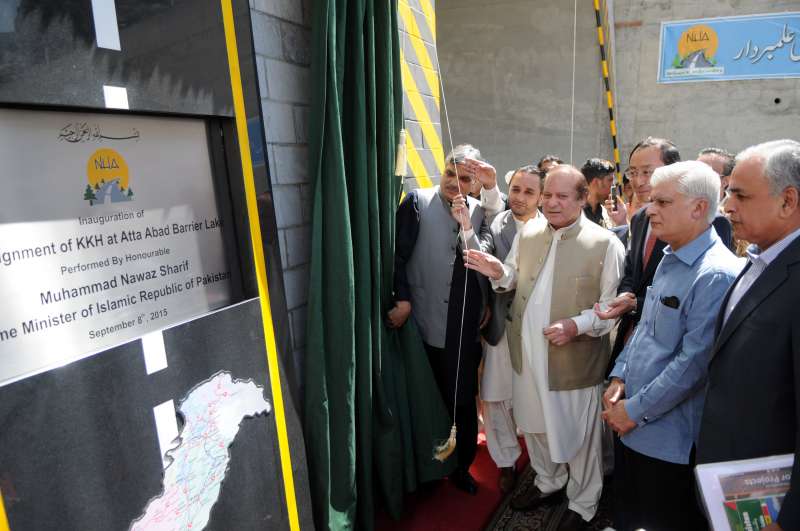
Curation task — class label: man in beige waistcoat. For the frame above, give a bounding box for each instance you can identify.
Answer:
[465,165,625,531]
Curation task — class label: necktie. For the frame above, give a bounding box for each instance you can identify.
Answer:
[624,231,658,346]
[643,231,658,268]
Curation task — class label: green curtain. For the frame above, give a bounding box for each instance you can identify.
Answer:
[304,0,455,529]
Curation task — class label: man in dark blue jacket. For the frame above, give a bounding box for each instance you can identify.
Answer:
[698,139,800,531]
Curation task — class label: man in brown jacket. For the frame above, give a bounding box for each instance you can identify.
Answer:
[465,165,625,531]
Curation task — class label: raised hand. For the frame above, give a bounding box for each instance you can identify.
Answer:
[461,158,497,190]
[604,195,629,226]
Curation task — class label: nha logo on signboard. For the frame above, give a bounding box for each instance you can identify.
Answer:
[83,148,135,206]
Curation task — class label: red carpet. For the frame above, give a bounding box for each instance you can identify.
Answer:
[375,435,529,531]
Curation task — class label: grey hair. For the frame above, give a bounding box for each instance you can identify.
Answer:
[736,139,800,195]
[651,161,720,223]
[446,144,484,164]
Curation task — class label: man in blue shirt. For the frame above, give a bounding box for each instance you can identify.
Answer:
[597,160,742,531]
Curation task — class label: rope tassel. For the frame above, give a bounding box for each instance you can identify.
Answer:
[433,423,457,462]
[395,128,408,176]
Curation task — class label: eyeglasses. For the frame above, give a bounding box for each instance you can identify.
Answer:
[625,167,654,179]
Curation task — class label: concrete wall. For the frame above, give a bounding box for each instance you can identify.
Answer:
[436,0,613,184]
[250,0,313,391]
[438,0,800,173]
[613,0,800,160]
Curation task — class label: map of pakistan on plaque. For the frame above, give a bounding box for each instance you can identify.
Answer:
[130,371,271,531]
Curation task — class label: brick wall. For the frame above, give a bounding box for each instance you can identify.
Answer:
[398,0,443,190]
[250,0,313,387]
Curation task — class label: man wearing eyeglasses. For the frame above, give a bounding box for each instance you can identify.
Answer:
[387,143,494,494]
[599,137,733,373]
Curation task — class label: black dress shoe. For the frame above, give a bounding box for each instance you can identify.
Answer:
[450,468,478,495]
[510,485,564,511]
[498,466,517,494]
[557,509,588,531]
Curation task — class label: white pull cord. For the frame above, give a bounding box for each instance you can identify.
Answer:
[431,42,471,462]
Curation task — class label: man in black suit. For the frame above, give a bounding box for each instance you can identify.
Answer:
[698,139,800,531]
[600,137,733,368]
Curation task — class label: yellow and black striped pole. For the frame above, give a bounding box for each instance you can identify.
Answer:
[593,0,622,185]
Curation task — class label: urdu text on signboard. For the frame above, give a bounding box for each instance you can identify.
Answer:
[658,12,800,83]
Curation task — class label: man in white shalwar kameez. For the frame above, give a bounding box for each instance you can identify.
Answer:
[466,165,625,531]
[480,166,546,493]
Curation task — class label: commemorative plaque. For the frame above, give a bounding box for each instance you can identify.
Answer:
[0,108,233,386]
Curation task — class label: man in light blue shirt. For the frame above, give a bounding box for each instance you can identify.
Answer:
[597,161,742,531]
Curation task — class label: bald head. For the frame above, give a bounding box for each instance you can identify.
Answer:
[542,165,588,229]
[546,164,589,199]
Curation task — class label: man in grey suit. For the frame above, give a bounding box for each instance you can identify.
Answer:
[388,144,494,494]
[481,165,545,493]
[698,139,800,531]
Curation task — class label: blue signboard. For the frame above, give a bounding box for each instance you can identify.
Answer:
[658,12,800,83]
